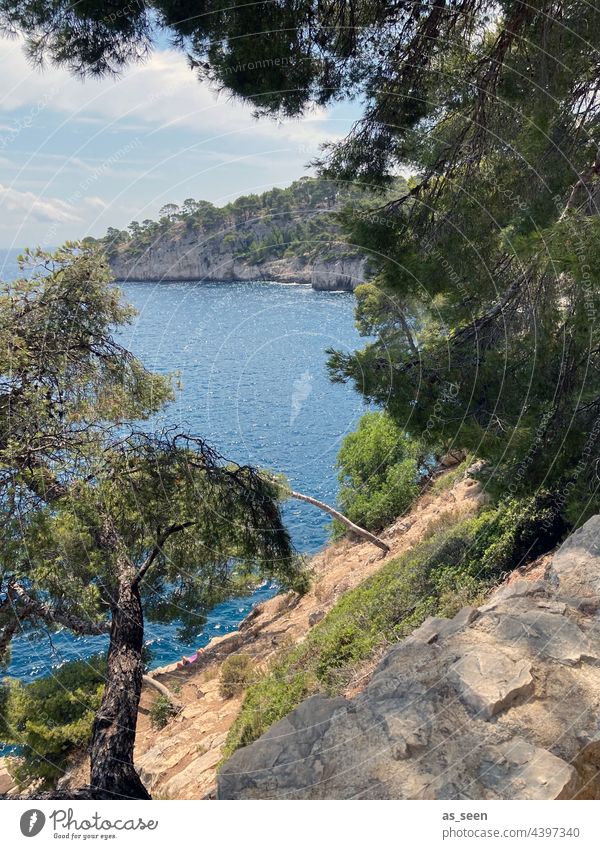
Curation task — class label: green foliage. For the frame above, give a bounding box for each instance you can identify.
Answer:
[0,656,106,788]
[149,695,176,730]
[219,653,254,699]
[222,664,314,755]
[314,7,600,526]
[464,492,568,577]
[335,411,421,531]
[223,494,566,758]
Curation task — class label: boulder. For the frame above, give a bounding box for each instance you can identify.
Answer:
[440,449,468,467]
[449,648,534,719]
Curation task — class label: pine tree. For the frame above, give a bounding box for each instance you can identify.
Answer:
[0,244,298,798]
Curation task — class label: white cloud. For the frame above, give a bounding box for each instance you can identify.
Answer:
[0,184,80,223]
[0,39,342,148]
[0,184,110,236]
[0,38,355,245]
[85,195,108,210]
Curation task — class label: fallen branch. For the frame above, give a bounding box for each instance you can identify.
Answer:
[289,490,390,553]
[142,674,183,710]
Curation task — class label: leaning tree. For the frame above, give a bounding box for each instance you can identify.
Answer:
[0,244,300,798]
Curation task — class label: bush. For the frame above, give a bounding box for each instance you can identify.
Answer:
[335,411,421,531]
[0,655,105,789]
[149,695,177,729]
[464,491,569,579]
[219,654,253,699]
[223,666,314,752]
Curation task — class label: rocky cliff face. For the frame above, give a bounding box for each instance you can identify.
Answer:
[218,516,600,800]
[109,230,366,291]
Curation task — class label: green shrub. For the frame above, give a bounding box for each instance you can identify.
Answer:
[219,654,254,699]
[224,665,314,752]
[335,411,421,531]
[430,459,470,493]
[149,694,176,729]
[465,491,569,578]
[0,654,106,789]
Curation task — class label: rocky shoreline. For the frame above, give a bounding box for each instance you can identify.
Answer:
[109,240,366,292]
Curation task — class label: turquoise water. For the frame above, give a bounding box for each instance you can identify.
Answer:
[1,250,367,681]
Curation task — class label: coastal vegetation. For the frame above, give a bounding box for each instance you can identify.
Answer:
[149,695,178,730]
[335,411,422,533]
[0,655,105,789]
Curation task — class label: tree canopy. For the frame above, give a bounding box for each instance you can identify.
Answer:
[320,1,600,526]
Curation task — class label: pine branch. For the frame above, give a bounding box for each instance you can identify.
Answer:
[6,581,109,640]
[133,522,196,587]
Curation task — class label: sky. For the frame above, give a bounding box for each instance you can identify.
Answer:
[0,36,358,249]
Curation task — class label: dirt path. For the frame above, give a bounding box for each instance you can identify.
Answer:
[66,471,486,799]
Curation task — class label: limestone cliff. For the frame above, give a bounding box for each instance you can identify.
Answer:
[218,517,600,800]
[100,177,376,290]
[108,230,366,291]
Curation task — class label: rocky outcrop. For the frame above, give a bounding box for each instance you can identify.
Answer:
[309,255,367,291]
[0,764,18,796]
[218,516,600,800]
[109,230,366,291]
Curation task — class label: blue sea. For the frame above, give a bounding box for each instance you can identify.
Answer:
[1,249,367,682]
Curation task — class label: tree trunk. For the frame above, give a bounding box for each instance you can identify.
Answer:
[89,579,150,800]
[16,476,153,799]
[289,490,390,553]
